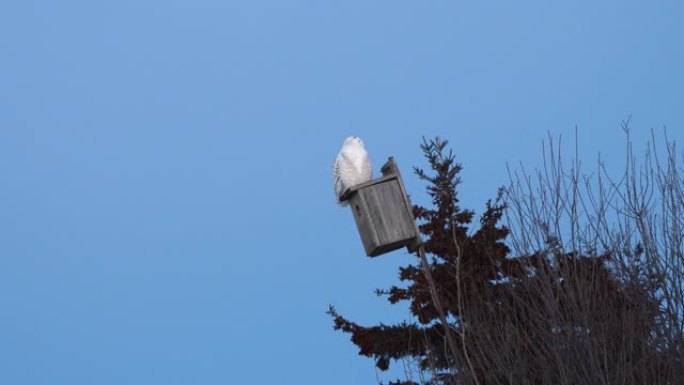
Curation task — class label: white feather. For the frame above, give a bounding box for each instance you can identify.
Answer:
[332,137,373,206]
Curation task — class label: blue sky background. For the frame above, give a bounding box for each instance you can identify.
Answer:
[1,1,683,384]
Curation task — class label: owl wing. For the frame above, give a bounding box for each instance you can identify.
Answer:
[332,152,350,206]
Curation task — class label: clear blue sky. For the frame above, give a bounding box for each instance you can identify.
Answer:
[1,1,683,384]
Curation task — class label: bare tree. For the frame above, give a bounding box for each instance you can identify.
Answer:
[503,122,683,384]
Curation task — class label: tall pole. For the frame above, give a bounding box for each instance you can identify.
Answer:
[417,244,460,366]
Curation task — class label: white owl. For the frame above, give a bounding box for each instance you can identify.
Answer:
[333,136,373,206]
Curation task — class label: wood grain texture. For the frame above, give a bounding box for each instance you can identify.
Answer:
[347,157,423,257]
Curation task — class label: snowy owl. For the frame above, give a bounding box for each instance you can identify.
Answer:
[333,136,373,206]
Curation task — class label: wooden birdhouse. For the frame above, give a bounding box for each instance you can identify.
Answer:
[339,157,423,257]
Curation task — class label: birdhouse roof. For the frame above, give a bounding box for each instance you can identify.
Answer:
[338,174,398,203]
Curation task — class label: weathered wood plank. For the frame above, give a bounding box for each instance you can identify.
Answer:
[338,174,396,203]
[365,180,416,244]
[383,158,423,252]
[349,191,379,256]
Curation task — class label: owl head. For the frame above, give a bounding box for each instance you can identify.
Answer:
[343,136,365,148]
